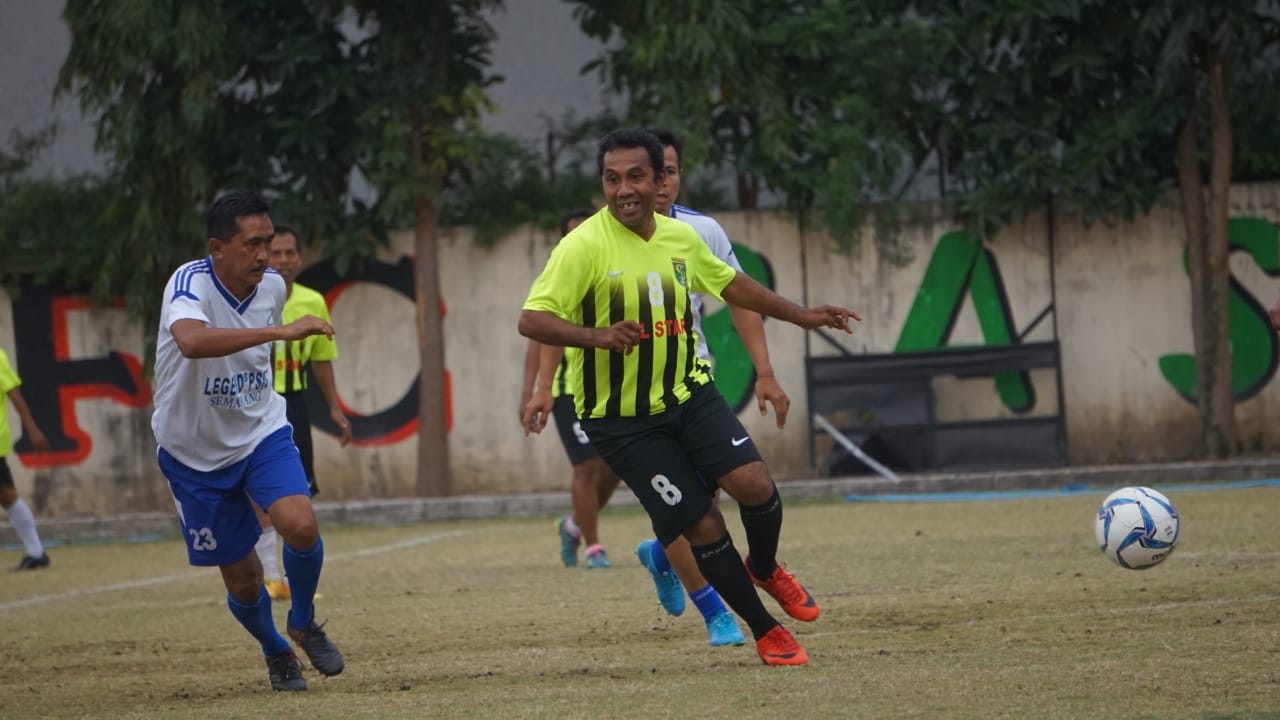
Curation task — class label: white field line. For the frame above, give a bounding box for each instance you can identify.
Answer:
[799,593,1280,640]
[0,529,467,614]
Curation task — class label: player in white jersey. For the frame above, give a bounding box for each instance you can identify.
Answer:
[152,190,345,692]
[631,127,792,641]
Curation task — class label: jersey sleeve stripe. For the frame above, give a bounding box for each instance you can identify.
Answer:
[172,261,211,302]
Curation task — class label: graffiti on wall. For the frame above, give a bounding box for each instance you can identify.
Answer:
[295,255,453,445]
[9,288,152,467]
[1159,217,1280,402]
[894,231,1037,413]
[6,254,455,469]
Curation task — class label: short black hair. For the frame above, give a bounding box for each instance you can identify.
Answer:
[596,128,664,179]
[645,127,682,168]
[273,223,304,251]
[559,210,593,237]
[207,190,270,242]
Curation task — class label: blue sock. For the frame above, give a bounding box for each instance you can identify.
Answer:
[646,539,672,574]
[227,587,290,655]
[690,584,729,622]
[282,535,324,629]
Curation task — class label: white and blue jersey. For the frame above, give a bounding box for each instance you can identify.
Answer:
[151,257,289,472]
[671,204,746,361]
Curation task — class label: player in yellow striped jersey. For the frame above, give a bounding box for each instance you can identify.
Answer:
[520,128,860,666]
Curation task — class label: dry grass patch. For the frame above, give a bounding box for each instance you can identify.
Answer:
[2,485,1278,719]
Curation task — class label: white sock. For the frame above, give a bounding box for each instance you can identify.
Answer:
[255,528,283,582]
[563,515,582,538]
[8,498,44,558]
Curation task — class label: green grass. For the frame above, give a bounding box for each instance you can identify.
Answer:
[2,486,1278,719]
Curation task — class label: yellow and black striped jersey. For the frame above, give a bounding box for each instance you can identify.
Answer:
[272,283,338,393]
[524,208,737,418]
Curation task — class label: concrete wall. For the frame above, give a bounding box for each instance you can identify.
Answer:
[6,185,1280,516]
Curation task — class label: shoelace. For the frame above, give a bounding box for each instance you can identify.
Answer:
[763,628,800,653]
[269,653,302,680]
[767,564,807,604]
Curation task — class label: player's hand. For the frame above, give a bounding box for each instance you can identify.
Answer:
[798,305,861,333]
[522,387,554,436]
[26,428,50,453]
[1270,299,1280,330]
[755,375,790,428]
[519,385,534,423]
[281,314,335,341]
[594,321,644,354]
[330,408,352,447]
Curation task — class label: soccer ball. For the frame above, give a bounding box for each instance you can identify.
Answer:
[1094,486,1180,569]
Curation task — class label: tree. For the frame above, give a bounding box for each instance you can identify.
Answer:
[319,1,502,496]
[567,0,946,243]
[569,0,1280,458]
[923,0,1280,457]
[45,0,598,495]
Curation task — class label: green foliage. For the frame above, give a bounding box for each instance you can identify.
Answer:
[8,0,597,332]
[568,0,948,248]
[440,132,599,247]
[567,0,1280,245]
[0,129,115,299]
[925,0,1280,237]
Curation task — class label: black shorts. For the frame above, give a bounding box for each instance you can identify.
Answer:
[283,390,318,495]
[552,394,599,465]
[580,383,762,545]
[0,456,12,489]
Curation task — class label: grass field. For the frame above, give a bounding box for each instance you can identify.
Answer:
[2,485,1278,719]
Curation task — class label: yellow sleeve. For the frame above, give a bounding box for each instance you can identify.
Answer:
[0,349,19,395]
[523,232,596,322]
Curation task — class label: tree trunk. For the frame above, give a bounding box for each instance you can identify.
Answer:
[1175,51,1236,460]
[410,107,451,497]
[1204,46,1236,456]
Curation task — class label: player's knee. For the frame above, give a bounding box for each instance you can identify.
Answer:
[684,506,727,546]
[279,519,319,549]
[720,461,771,501]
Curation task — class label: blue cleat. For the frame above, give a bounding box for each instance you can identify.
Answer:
[636,539,685,616]
[585,546,611,568]
[705,611,746,646]
[558,516,580,567]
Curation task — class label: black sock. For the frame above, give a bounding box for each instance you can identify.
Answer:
[739,485,783,579]
[691,533,779,640]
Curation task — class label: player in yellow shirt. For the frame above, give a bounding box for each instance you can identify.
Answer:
[520,128,860,666]
[256,225,352,600]
[0,347,52,570]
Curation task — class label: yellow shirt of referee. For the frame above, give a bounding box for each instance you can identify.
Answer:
[273,284,338,394]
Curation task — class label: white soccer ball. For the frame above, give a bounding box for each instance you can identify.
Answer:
[1094,486,1180,569]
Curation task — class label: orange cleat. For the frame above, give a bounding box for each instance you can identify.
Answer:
[755,625,809,666]
[265,579,291,601]
[745,558,820,622]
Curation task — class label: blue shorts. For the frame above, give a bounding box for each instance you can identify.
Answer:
[158,425,310,567]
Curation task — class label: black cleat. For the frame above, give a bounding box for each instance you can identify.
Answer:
[287,619,344,677]
[12,553,50,571]
[266,651,307,691]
